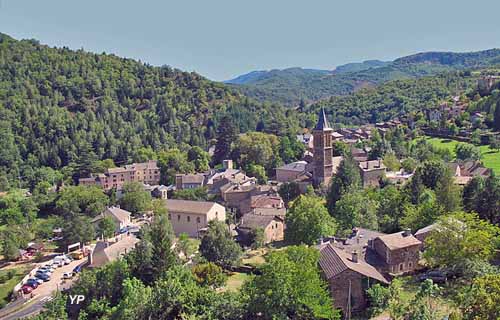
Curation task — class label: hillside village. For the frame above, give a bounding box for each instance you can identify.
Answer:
[0,33,499,320]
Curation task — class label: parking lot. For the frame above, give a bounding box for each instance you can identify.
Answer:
[26,259,84,298]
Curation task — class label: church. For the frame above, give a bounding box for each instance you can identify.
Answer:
[275,108,343,188]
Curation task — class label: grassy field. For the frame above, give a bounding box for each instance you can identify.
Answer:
[0,266,31,307]
[241,248,268,267]
[223,272,250,292]
[418,137,500,174]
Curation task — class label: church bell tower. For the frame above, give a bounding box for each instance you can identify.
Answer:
[313,108,333,186]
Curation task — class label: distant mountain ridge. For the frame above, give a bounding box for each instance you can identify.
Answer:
[332,60,390,74]
[227,49,500,106]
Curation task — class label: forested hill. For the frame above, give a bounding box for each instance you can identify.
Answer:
[228,49,500,106]
[0,33,296,183]
[305,71,478,126]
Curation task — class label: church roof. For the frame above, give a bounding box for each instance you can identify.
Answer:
[314,108,332,131]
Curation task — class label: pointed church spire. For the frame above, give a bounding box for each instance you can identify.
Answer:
[314,107,331,131]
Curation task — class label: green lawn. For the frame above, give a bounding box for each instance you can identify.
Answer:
[417,137,500,174]
[223,272,250,292]
[241,248,268,267]
[0,266,32,308]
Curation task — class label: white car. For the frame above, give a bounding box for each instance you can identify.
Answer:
[62,272,73,279]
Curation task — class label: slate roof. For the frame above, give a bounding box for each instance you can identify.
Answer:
[276,161,308,172]
[107,207,131,222]
[375,231,421,250]
[177,174,205,184]
[314,108,332,131]
[319,244,389,284]
[92,206,131,223]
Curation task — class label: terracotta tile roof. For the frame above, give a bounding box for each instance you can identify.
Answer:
[375,231,421,250]
[319,244,389,284]
[166,199,221,215]
[251,194,283,209]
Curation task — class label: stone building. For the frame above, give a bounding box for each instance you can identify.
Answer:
[237,214,285,245]
[319,243,389,317]
[175,173,206,190]
[275,161,309,182]
[358,159,386,187]
[370,230,422,275]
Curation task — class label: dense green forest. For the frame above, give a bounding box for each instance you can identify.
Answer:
[229,49,500,105]
[0,33,299,187]
[306,72,478,125]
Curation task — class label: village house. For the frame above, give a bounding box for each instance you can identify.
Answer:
[350,147,369,163]
[238,192,285,216]
[79,160,160,191]
[370,230,422,275]
[165,199,226,237]
[237,214,285,245]
[91,206,132,234]
[175,173,206,190]
[449,160,492,185]
[358,159,387,187]
[275,161,309,183]
[318,227,423,316]
[89,234,139,268]
[319,243,389,316]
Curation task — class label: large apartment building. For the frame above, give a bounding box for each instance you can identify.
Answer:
[79,160,160,190]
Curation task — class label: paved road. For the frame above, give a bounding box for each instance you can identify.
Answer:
[0,259,83,319]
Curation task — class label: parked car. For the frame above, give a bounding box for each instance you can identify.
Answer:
[21,285,34,294]
[24,280,38,289]
[418,270,447,284]
[37,268,52,276]
[73,265,83,274]
[62,272,73,279]
[27,277,43,285]
[35,272,51,281]
[51,260,64,268]
[38,266,54,273]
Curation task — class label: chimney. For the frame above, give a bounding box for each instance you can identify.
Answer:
[223,159,233,170]
[403,228,411,237]
[352,251,358,263]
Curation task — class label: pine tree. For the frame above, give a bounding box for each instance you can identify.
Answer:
[213,116,237,165]
[494,100,500,131]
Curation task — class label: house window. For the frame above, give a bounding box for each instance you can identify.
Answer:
[196,217,201,223]
[177,215,181,221]
[399,263,404,271]
[168,214,171,220]
[187,216,191,222]
[408,262,412,268]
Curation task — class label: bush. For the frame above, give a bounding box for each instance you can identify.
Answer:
[366,284,390,316]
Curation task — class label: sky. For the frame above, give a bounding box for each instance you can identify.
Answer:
[1,0,500,81]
